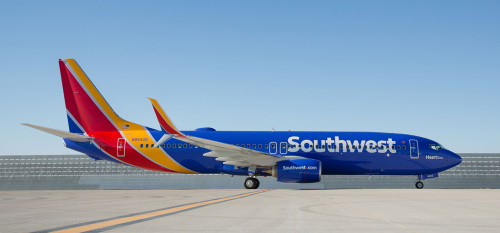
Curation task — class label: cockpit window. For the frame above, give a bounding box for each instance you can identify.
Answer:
[429,144,444,150]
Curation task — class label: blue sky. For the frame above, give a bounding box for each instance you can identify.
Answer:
[0,1,499,154]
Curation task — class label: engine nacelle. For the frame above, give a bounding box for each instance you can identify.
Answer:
[273,159,321,183]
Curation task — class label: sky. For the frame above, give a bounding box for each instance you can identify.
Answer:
[0,1,499,155]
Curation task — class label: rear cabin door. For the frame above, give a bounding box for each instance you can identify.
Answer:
[269,142,277,154]
[409,139,419,159]
[117,138,126,157]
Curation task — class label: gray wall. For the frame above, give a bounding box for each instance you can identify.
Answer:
[0,153,499,189]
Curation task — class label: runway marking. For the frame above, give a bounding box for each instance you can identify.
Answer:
[343,202,417,233]
[35,189,271,233]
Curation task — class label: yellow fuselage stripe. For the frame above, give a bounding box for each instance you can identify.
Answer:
[50,189,271,233]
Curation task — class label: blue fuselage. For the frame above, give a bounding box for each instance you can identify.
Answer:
[67,128,462,176]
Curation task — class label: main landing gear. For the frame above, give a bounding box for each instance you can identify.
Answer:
[415,180,424,189]
[244,177,260,189]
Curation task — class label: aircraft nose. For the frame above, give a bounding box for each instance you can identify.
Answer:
[448,151,462,167]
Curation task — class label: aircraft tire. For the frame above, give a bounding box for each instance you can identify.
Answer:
[415,181,424,189]
[244,177,259,189]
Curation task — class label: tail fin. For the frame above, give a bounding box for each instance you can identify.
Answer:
[59,59,131,134]
[59,59,85,134]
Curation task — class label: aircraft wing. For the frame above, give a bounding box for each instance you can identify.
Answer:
[148,98,286,168]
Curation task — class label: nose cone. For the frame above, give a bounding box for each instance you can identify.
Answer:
[448,151,462,168]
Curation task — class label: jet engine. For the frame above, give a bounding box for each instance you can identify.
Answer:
[272,159,321,183]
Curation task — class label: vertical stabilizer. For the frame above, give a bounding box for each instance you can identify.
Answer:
[59,59,130,134]
[59,59,85,134]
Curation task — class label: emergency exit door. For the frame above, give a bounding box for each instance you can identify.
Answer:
[117,138,126,157]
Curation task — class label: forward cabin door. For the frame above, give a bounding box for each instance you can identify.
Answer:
[117,138,126,157]
[409,139,419,159]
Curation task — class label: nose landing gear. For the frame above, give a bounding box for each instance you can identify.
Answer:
[415,180,424,189]
[244,177,260,189]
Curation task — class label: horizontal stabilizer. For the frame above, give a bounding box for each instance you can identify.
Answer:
[22,123,93,142]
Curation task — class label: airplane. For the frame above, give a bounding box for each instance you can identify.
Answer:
[23,59,462,189]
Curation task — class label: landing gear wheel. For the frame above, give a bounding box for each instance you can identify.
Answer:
[244,177,260,189]
[415,181,424,189]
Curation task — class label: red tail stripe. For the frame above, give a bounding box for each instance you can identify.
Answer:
[64,63,176,172]
[59,60,84,130]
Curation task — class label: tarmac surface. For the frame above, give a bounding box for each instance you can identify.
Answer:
[1,189,499,233]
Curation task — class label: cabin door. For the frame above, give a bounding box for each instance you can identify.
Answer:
[409,139,419,159]
[117,138,126,157]
[269,142,277,154]
[280,142,288,155]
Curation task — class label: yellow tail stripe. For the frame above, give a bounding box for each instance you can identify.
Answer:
[66,59,124,126]
[65,59,194,174]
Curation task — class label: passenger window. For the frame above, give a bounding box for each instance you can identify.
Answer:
[236,144,239,147]
[145,144,149,148]
[172,144,176,148]
[140,144,143,148]
[241,144,245,148]
[151,144,154,148]
[253,144,256,149]
[397,145,401,150]
[247,144,250,148]
[167,144,171,148]
[403,145,406,150]
[258,144,262,149]
[265,144,269,149]
[189,144,192,148]
[282,144,286,148]
[162,144,165,148]
[271,144,276,149]
[322,145,325,149]
[328,145,331,149]
[178,144,182,148]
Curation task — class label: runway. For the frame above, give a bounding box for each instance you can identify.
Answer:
[1,189,499,233]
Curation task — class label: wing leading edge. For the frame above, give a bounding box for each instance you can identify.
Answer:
[148,98,285,167]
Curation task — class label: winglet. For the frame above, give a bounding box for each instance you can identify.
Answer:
[148,98,185,137]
